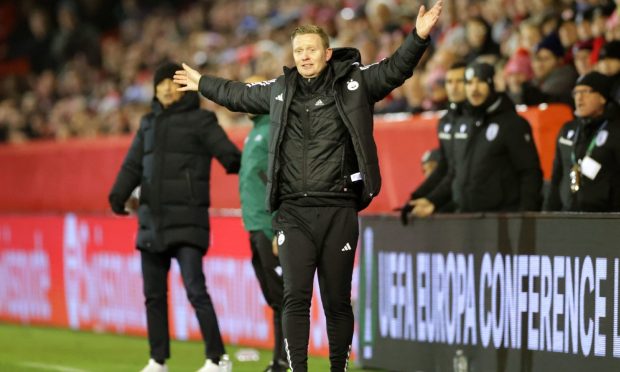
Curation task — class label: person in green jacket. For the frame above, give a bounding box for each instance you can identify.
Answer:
[239,76,288,372]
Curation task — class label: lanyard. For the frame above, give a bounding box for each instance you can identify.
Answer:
[570,120,608,165]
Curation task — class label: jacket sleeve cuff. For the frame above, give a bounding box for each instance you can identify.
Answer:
[412,28,431,45]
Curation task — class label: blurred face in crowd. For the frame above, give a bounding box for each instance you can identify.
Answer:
[156,78,184,108]
[532,49,560,79]
[465,76,491,107]
[559,21,578,48]
[466,19,487,48]
[577,20,592,41]
[505,71,528,93]
[596,58,620,77]
[520,24,542,52]
[292,33,333,79]
[573,85,606,118]
[445,67,466,103]
[573,49,593,76]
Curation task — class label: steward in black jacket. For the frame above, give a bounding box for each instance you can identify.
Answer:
[400,62,467,222]
[544,72,620,212]
[420,62,542,213]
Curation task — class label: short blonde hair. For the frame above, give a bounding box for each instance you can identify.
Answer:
[290,25,330,49]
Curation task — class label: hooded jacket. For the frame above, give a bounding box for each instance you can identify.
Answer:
[428,93,542,212]
[108,91,241,252]
[197,30,429,211]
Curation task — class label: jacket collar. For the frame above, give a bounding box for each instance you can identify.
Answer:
[151,91,200,115]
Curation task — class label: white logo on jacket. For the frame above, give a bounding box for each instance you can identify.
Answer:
[596,130,609,146]
[277,232,285,245]
[347,80,359,91]
[275,93,284,102]
[486,123,499,141]
[567,129,575,139]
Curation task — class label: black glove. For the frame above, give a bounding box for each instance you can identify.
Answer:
[109,195,129,216]
[400,202,413,226]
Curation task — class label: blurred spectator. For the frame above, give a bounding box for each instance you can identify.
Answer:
[572,39,595,75]
[504,48,534,104]
[1,0,618,144]
[596,40,620,105]
[529,32,578,104]
[545,72,620,212]
[50,1,101,68]
[464,17,500,63]
[519,19,543,53]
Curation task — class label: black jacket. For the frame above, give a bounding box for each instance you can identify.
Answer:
[429,94,542,212]
[197,30,429,212]
[410,101,464,212]
[544,109,620,212]
[108,92,241,252]
[276,66,359,205]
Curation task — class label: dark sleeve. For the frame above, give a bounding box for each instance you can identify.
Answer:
[198,75,272,115]
[411,153,447,199]
[361,29,430,103]
[109,125,144,214]
[543,132,564,211]
[506,117,543,211]
[521,82,573,107]
[425,167,454,210]
[202,112,241,174]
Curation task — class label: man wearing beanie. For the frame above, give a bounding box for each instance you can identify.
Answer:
[596,40,620,105]
[413,62,543,214]
[544,71,620,211]
[520,32,578,105]
[109,61,241,372]
[400,61,467,223]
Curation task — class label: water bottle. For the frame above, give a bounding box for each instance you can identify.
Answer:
[218,354,232,372]
[453,349,468,372]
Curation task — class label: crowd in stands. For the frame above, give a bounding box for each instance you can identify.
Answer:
[0,0,619,143]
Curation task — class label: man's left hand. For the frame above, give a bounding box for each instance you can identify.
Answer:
[415,0,443,39]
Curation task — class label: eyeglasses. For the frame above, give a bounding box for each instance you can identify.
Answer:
[571,88,594,98]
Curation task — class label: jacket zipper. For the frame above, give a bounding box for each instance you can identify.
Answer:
[302,103,310,196]
[185,169,194,201]
[333,91,373,196]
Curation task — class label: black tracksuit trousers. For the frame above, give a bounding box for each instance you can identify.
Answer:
[273,202,358,372]
[249,230,286,364]
[140,245,225,362]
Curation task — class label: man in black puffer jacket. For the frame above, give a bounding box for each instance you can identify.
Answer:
[109,62,240,372]
[173,3,442,370]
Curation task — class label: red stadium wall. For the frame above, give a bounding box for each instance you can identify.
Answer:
[0,105,572,214]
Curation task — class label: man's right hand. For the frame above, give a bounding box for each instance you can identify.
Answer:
[173,63,201,91]
[411,198,435,218]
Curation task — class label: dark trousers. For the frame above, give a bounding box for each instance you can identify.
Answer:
[273,203,358,372]
[249,230,285,363]
[140,245,225,361]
